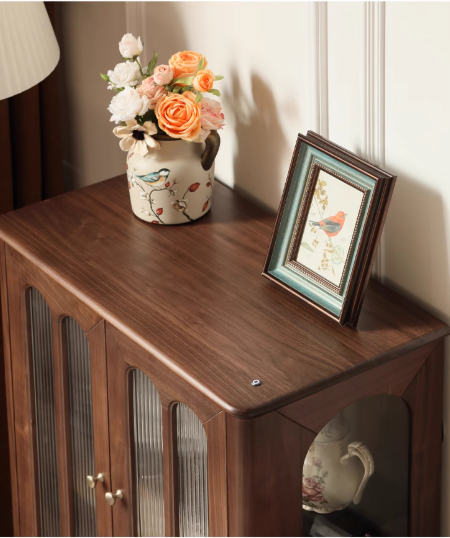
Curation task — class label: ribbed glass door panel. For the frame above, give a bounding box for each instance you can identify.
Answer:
[29,287,61,537]
[132,369,165,537]
[66,317,97,537]
[176,403,209,537]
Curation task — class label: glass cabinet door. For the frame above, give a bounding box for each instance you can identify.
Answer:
[27,287,214,538]
[28,288,108,537]
[29,288,61,537]
[176,404,209,538]
[132,369,165,537]
[130,375,210,537]
[6,252,112,537]
[130,374,210,537]
[106,328,223,538]
[66,317,97,537]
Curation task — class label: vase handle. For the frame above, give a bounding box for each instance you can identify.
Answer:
[340,441,374,505]
[201,131,221,171]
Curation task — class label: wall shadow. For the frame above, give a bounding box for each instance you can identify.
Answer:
[226,72,290,216]
[142,2,186,66]
[382,171,450,324]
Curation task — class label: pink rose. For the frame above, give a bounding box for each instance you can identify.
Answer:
[153,64,174,86]
[302,477,325,503]
[198,97,225,142]
[137,76,166,109]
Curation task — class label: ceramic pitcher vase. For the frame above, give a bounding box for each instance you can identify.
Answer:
[126,131,220,225]
[302,412,374,513]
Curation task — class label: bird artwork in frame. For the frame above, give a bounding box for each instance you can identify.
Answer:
[263,132,396,327]
[295,167,365,291]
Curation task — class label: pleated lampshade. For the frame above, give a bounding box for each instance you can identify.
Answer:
[0,2,60,100]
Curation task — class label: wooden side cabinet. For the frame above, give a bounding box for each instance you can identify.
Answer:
[0,176,448,537]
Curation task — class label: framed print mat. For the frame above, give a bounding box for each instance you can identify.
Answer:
[263,132,396,326]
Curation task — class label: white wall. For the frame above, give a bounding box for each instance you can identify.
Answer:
[57,2,128,190]
[325,2,450,534]
[133,2,313,212]
[58,2,450,532]
[384,5,450,535]
[59,2,314,207]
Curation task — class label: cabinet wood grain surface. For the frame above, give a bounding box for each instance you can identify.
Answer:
[0,177,447,418]
[0,175,448,537]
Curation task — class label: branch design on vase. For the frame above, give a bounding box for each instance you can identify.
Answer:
[202,172,213,214]
[127,166,213,224]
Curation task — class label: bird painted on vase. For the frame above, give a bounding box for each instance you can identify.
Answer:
[309,211,347,237]
[135,168,170,187]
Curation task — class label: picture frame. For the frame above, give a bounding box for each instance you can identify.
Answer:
[263,131,396,327]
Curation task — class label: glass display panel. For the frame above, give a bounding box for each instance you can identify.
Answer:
[29,288,61,537]
[132,369,165,537]
[176,403,209,537]
[66,317,97,537]
[302,395,409,537]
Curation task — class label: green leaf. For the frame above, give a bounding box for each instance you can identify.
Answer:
[208,89,221,97]
[172,75,195,85]
[140,109,157,124]
[147,51,158,74]
[171,85,181,94]
[195,92,203,104]
[214,75,224,81]
[197,57,205,71]
[180,86,193,93]
[332,245,344,265]
[100,73,110,82]
[113,87,124,93]
[300,242,314,253]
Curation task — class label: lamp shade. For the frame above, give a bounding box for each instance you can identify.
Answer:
[0,2,60,100]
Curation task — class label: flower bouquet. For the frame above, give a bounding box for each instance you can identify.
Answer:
[101,34,224,225]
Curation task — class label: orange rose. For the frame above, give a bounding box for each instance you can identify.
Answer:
[193,69,215,92]
[169,51,207,78]
[155,91,201,142]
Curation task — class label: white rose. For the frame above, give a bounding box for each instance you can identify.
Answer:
[107,61,140,89]
[119,33,143,58]
[108,87,150,122]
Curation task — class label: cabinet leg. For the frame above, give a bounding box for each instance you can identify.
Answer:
[0,243,14,536]
[403,339,444,537]
[226,410,316,537]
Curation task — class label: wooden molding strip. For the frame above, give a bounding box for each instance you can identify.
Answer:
[365,1,386,280]
[310,2,329,137]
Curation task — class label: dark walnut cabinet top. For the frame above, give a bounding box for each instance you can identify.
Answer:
[0,176,447,418]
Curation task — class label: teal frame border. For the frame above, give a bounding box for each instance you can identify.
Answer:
[268,142,376,318]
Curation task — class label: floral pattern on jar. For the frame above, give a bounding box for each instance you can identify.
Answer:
[302,457,329,509]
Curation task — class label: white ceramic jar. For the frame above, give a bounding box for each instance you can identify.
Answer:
[302,412,374,513]
[126,132,220,225]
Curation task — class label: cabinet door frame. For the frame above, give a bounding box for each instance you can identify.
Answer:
[3,245,112,536]
[277,341,444,538]
[106,323,228,537]
[0,243,19,536]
